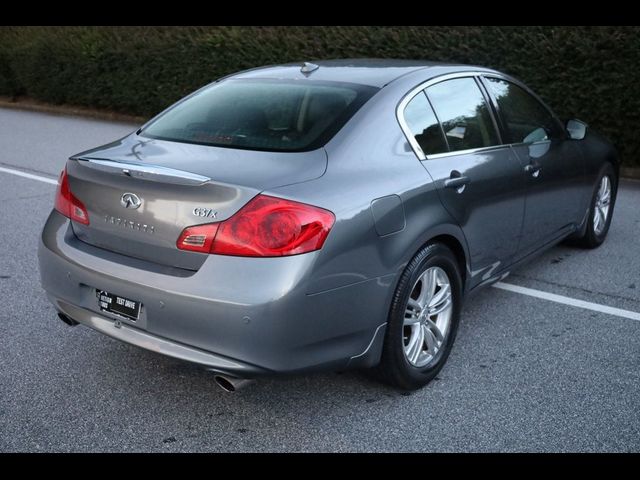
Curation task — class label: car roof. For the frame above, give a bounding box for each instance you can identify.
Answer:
[229,58,498,88]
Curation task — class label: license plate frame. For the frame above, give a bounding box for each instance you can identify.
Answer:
[96,289,140,321]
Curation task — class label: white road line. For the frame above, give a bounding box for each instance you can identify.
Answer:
[0,166,58,185]
[494,282,640,322]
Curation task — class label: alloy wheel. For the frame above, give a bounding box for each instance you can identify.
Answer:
[403,266,453,367]
[593,175,612,235]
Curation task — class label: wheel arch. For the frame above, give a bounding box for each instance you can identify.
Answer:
[429,234,468,291]
[397,224,471,296]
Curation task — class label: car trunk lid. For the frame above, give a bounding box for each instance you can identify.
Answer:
[66,134,327,270]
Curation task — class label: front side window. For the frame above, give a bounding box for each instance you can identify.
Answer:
[403,91,448,156]
[484,77,564,144]
[426,77,500,152]
[140,79,378,152]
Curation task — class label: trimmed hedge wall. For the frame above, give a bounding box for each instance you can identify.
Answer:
[1,26,639,165]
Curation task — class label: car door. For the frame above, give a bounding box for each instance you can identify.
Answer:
[400,75,527,285]
[481,76,585,257]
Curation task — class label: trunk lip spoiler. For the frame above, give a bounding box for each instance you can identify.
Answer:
[75,157,211,186]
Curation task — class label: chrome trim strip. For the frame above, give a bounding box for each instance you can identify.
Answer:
[54,299,260,374]
[509,139,552,149]
[425,145,509,160]
[396,71,511,161]
[423,139,554,160]
[77,158,211,186]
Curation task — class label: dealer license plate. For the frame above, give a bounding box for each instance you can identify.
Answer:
[96,290,140,321]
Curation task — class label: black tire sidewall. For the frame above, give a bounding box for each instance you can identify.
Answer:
[382,243,463,390]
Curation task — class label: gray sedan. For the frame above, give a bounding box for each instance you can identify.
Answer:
[38,59,619,391]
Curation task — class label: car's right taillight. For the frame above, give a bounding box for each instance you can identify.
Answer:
[176,194,335,257]
[54,167,90,225]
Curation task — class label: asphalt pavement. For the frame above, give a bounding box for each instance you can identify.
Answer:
[0,108,638,452]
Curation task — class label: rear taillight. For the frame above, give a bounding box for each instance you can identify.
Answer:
[176,195,335,257]
[176,223,220,253]
[54,167,90,225]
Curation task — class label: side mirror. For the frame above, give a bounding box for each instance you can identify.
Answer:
[566,119,588,140]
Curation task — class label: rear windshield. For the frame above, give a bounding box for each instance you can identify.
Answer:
[140,79,378,152]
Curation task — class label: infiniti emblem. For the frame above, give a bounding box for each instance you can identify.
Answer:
[120,193,142,209]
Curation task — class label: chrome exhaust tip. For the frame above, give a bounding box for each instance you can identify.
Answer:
[58,312,79,326]
[213,374,254,393]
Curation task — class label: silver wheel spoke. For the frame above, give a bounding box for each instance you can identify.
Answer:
[404,298,421,326]
[423,325,439,356]
[424,317,444,342]
[403,266,454,367]
[416,269,437,307]
[601,177,609,197]
[598,205,607,222]
[428,283,451,309]
[428,268,438,298]
[407,298,421,312]
[407,326,424,364]
[404,313,420,326]
[429,297,452,317]
[593,175,612,235]
[598,179,606,198]
[593,208,602,230]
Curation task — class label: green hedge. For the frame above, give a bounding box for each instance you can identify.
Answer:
[1,26,639,165]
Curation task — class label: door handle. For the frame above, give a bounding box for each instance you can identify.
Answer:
[444,171,470,193]
[524,161,542,178]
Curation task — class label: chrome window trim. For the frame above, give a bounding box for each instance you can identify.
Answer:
[425,139,553,160]
[396,71,512,161]
[425,144,510,160]
[510,139,553,149]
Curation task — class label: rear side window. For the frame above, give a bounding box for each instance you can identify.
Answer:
[484,77,564,143]
[426,77,500,152]
[140,79,378,152]
[403,92,448,156]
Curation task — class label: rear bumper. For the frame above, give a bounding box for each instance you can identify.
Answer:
[52,296,269,376]
[38,211,391,377]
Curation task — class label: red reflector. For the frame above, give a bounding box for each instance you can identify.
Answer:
[176,195,335,257]
[54,167,90,225]
[176,223,220,253]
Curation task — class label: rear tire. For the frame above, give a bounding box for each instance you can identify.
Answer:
[376,243,463,391]
[573,163,617,249]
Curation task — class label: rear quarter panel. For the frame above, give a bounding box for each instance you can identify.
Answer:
[267,70,471,300]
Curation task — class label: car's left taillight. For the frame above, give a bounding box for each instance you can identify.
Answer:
[54,167,90,225]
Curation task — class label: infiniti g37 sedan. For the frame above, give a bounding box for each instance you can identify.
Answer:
[38,59,619,391]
